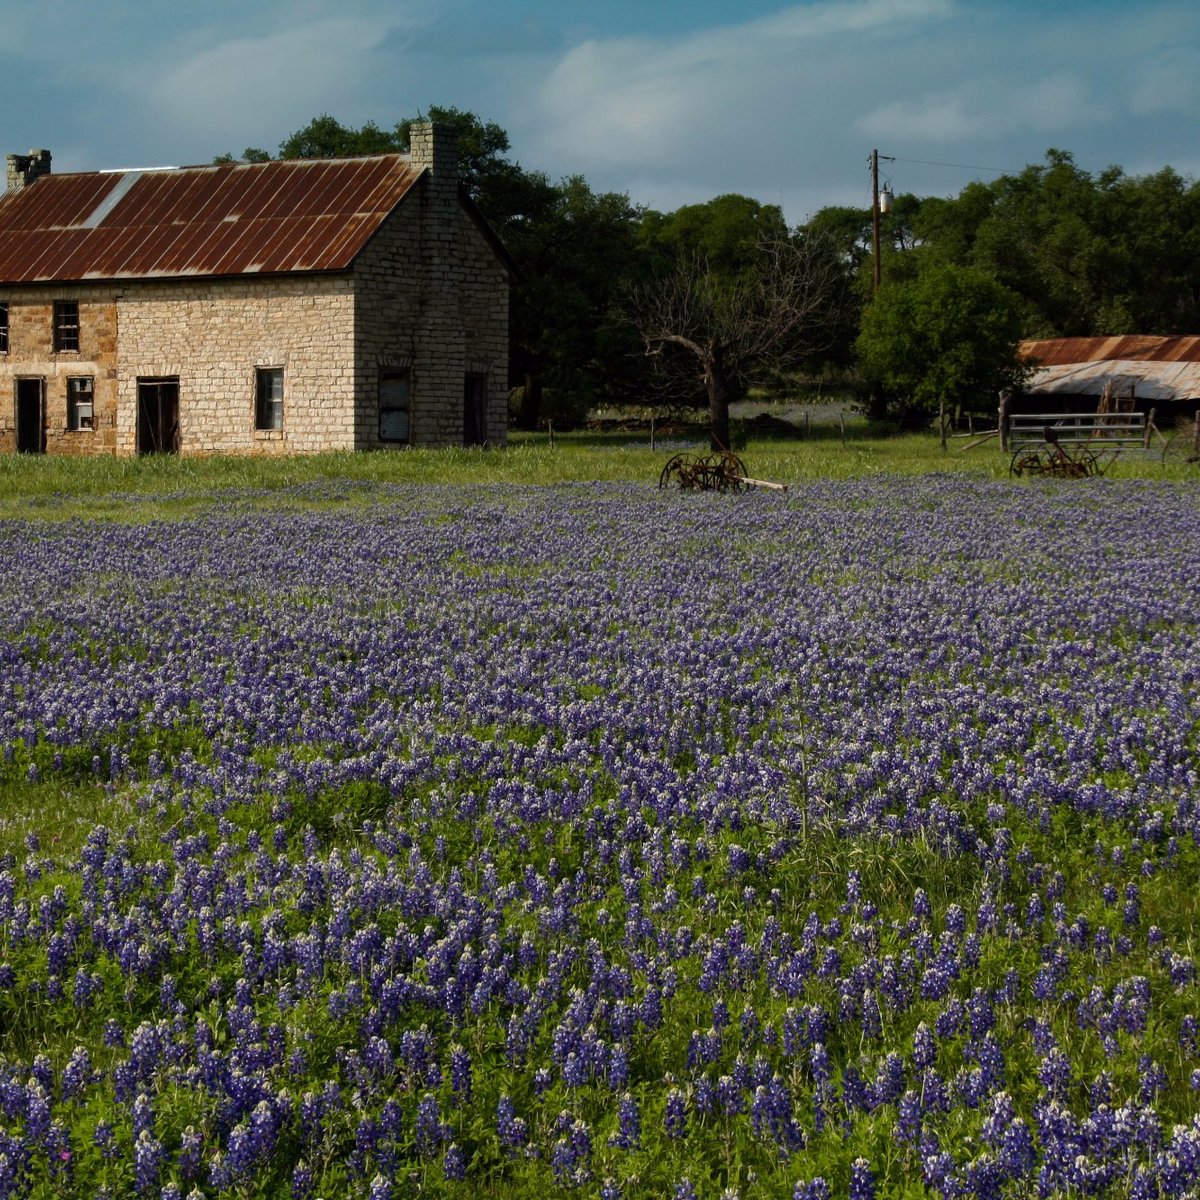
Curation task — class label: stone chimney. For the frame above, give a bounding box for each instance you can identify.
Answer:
[408,122,458,200]
[6,149,52,192]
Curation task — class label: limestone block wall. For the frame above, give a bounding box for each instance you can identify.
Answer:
[0,288,119,455]
[116,276,357,456]
[353,174,509,449]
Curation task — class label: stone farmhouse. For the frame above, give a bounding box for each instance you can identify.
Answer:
[0,123,513,456]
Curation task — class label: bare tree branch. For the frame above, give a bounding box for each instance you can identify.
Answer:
[628,234,850,449]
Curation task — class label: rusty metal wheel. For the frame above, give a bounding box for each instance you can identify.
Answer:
[1072,446,1104,477]
[1009,449,1045,477]
[658,452,693,489]
[722,452,747,489]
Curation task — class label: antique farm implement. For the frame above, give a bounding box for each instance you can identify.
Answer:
[658,450,788,493]
[1008,425,1115,479]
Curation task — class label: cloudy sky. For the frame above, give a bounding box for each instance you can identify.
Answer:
[4,0,1197,225]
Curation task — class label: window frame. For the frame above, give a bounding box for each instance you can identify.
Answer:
[0,302,8,354]
[53,300,79,353]
[67,376,95,432]
[254,366,284,432]
[379,369,411,444]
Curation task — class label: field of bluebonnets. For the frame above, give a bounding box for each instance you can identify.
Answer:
[1,463,1200,1199]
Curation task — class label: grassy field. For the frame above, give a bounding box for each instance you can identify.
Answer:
[0,424,1189,520]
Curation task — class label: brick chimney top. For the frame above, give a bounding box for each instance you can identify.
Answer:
[408,122,457,179]
[6,149,52,192]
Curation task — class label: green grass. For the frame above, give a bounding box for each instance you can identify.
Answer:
[0,425,1190,520]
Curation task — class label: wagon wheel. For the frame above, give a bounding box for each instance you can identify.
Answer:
[659,452,693,489]
[719,451,748,493]
[1162,431,1200,467]
[1072,446,1105,477]
[695,456,726,491]
[1009,448,1046,477]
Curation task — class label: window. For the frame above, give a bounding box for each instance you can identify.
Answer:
[53,301,79,352]
[0,302,8,353]
[67,377,94,431]
[379,370,410,443]
[255,367,283,431]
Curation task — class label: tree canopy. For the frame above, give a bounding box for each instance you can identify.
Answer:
[907,150,1200,337]
[855,264,1028,422]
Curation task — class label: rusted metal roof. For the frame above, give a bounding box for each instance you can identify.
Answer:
[0,155,424,283]
[1021,335,1200,365]
[1021,337,1200,402]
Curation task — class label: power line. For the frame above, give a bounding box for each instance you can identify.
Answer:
[890,156,1015,175]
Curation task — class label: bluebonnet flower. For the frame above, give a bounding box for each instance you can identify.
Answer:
[1038,1050,1072,1099]
[1139,1056,1168,1103]
[609,1092,640,1149]
[497,1095,527,1151]
[415,1092,445,1157]
[551,1117,593,1187]
[443,1143,466,1182]
[849,1157,875,1200]
[60,1046,93,1101]
[134,1130,164,1196]
[291,1159,315,1199]
[895,1089,922,1144]
[177,1126,203,1183]
[751,1075,802,1153]
[793,1180,831,1200]
[664,1088,687,1139]
[449,1043,472,1102]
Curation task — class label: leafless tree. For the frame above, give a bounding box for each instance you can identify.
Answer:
[630,234,850,450]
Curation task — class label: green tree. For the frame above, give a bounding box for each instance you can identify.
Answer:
[277,114,401,159]
[1095,165,1200,332]
[855,263,1028,433]
[505,175,646,428]
[910,149,1200,338]
[639,194,789,278]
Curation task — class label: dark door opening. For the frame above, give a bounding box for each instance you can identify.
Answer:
[137,377,180,454]
[15,378,45,454]
[463,373,487,447]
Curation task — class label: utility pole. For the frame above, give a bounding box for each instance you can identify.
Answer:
[870,149,894,294]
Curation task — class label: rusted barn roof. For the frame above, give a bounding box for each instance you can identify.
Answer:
[1022,336,1200,365]
[0,155,424,283]
[1021,336,1200,402]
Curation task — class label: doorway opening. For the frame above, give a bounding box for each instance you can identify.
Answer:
[463,373,487,447]
[137,377,180,454]
[15,378,45,454]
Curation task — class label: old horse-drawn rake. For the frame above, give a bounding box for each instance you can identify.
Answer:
[658,450,788,493]
[1008,425,1116,479]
